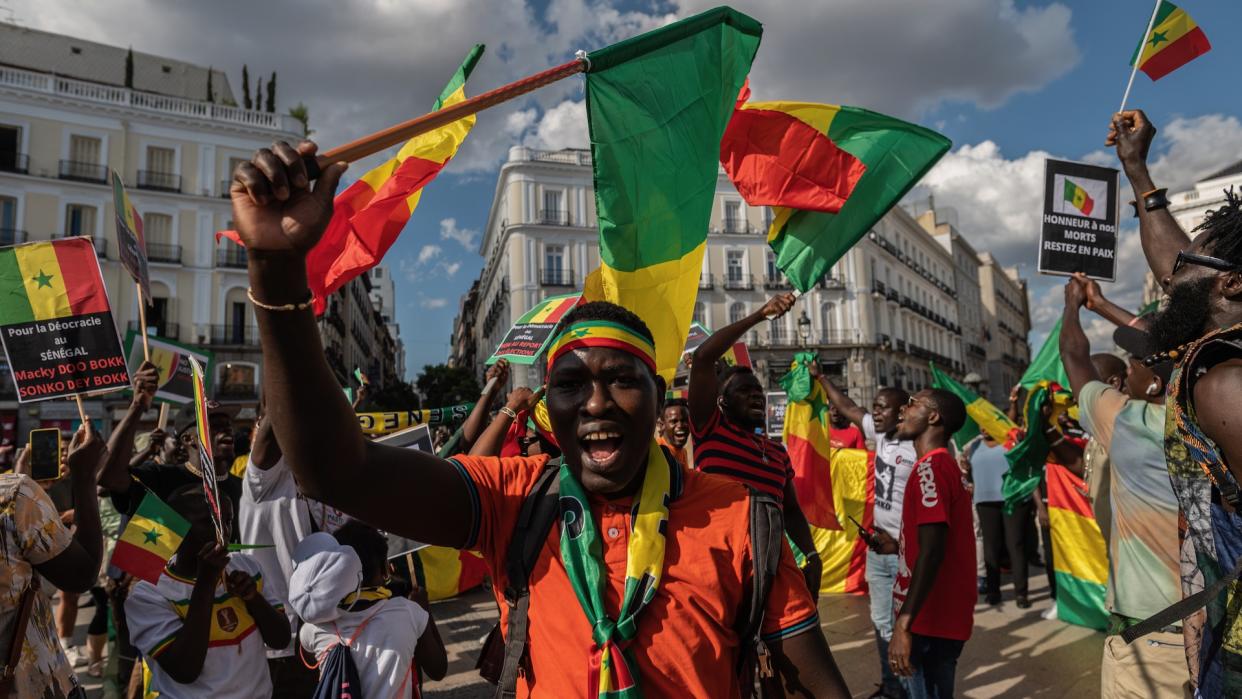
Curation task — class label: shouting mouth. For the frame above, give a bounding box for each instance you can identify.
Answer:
[580,429,625,470]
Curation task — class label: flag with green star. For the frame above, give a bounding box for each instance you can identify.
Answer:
[781,351,840,530]
[112,491,189,584]
[1130,1,1211,81]
[0,238,112,324]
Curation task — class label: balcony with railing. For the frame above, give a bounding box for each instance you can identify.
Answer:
[216,382,259,400]
[0,229,26,246]
[538,209,571,226]
[145,243,182,264]
[127,320,179,340]
[720,219,755,235]
[58,160,108,184]
[540,268,575,287]
[136,170,182,193]
[698,273,714,290]
[215,247,248,269]
[967,343,987,358]
[819,276,846,291]
[764,274,791,290]
[817,330,866,345]
[52,234,106,257]
[0,152,28,174]
[769,324,790,345]
[208,324,259,347]
[723,273,754,290]
[0,64,301,133]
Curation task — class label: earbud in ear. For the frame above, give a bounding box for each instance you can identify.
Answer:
[1146,382,1160,396]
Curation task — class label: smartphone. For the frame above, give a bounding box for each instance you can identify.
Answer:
[29,429,62,481]
[846,515,874,546]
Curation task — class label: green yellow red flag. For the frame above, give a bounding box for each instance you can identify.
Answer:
[1131,1,1210,81]
[1063,178,1095,217]
[582,7,762,382]
[1019,318,1070,390]
[781,352,838,529]
[929,363,1016,449]
[111,491,189,584]
[0,238,112,325]
[1047,462,1109,630]
[721,85,950,292]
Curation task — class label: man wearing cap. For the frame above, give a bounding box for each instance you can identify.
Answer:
[1060,275,1185,697]
[228,140,848,697]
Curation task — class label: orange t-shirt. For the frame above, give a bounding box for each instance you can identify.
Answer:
[450,454,819,698]
[657,438,690,470]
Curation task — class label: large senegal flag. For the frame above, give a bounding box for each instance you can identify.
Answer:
[1131,1,1210,81]
[582,8,761,381]
[0,238,111,325]
[721,86,950,293]
[1046,462,1109,630]
[929,363,1016,449]
[810,448,872,595]
[305,45,484,313]
[1063,178,1095,217]
[781,352,838,529]
[111,492,189,584]
[1019,317,1070,390]
[392,545,488,602]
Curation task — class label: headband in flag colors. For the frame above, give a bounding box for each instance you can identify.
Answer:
[546,320,657,375]
[0,238,111,325]
[187,355,224,544]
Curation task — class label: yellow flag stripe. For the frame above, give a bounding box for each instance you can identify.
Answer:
[1136,8,1198,67]
[13,242,71,321]
[1049,507,1109,585]
[739,100,841,137]
[119,514,184,561]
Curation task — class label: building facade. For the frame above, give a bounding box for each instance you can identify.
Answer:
[452,147,1030,409]
[368,265,405,381]
[912,200,989,384]
[977,252,1032,404]
[0,23,305,436]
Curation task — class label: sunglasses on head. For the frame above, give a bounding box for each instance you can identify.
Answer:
[1172,250,1242,276]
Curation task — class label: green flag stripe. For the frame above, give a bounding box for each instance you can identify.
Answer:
[1019,317,1069,389]
[0,248,34,325]
[1130,1,1180,65]
[135,492,190,537]
[929,363,980,449]
[586,7,762,72]
[432,44,484,110]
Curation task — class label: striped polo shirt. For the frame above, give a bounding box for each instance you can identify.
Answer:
[692,408,793,500]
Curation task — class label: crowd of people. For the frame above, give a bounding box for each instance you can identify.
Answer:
[0,108,1238,699]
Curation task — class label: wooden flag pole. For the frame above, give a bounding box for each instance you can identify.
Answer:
[136,284,150,361]
[157,402,170,431]
[304,57,588,177]
[1119,0,1163,112]
[73,395,88,431]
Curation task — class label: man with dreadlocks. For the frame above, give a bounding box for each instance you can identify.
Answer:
[226,139,850,698]
[1109,109,1242,695]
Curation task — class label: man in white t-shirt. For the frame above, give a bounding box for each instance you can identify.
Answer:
[815,375,915,699]
[238,412,320,696]
[126,484,290,698]
[292,525,446,699]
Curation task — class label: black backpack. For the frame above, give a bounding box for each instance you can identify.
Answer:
[311,642,364,699]
[475,458,787,698]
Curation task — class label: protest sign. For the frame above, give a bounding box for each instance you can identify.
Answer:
[374,423,433,451]
[766,391,788,438]
[123,330,213,405]
[681,322,711,355]
[680,322,752,369]
[1038,158,1119,281]
[111,170,151,305]
[486,293,581,365]
[187,355,224,544]
[0,238,130,402]
[356,403,474,435]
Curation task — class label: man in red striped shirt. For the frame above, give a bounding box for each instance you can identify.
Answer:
[689,292,821,597]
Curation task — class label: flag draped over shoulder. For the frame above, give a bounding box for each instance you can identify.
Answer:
[582,8,762,382]
[721,87,950,292]
[111,492,189,584]
[1046,462,1109,630]
[929,363,1016,449]
[1131,1,1210,81]
[1019,317,1069,390]
[781,352,837,529]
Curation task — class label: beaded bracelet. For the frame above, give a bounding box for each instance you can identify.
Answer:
[247,287,313,312]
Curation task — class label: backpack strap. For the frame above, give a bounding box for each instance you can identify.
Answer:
[735,490,785,677]
[495,460,563,698]
[1122,554,1242,645]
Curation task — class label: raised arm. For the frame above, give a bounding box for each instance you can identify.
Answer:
[36,426,108,593]
[808,362,867,430]
[689,293,795,430]
[460,360,510,452]
[248,411,282,471]
[233,141,473,548]
[98,362,158,493]
[469,387,536,457]
[1108,110,1192,287]
[1075,273,1143,330]
[1059,278,1099,398]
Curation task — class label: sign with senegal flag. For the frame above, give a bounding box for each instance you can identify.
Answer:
[0,237,130,402]
[1039,158,1119,281]
[110,170,151,305]
[486,292,582,365]
[122,330,213,405]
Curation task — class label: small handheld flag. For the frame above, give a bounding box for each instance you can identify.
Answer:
[354,367,370,386]
[187,355,224,544]
[111,492,189,584]
[1131,1,1210,82]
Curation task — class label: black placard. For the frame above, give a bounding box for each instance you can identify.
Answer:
[488,322,558,365]
[1,311,130,402]
[1038,158,1120,281]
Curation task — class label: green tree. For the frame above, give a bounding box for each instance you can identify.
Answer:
[206,66,214,102]
[265,71,276,113]
[255,77,263,110]
[124,48,134,88]
[242,64,252,109]
[416,364,479,407]
[288,102,312,137]
[366,380,421,411]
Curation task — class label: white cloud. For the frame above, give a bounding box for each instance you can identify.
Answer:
[441,261,462,277]
[417,244,442,264]
[1083,114,1242,192]
[439,218,479,251]
[521,100,589,151]
[420,297,449,309]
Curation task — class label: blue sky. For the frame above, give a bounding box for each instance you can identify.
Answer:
[17,0,1242,380]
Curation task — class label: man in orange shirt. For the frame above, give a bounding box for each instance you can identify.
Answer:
[228,140,849,698]
[657,399,691,469]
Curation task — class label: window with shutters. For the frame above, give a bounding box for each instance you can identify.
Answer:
[146,146,175,174]
[65,204,97,237]
[69,135,101,164]
[729,302,746,325]
[144,213,172,245]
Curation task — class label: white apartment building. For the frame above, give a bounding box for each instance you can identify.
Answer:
[1142,160,1242,306]
[369,265,406,381]
[0,23,303,435]
[978,252,1031,404]
[453,146,1028,409]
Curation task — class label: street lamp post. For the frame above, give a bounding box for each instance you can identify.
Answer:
[797,310,811,347]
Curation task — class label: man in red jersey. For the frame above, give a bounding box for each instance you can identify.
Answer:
[889,389,975,698]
